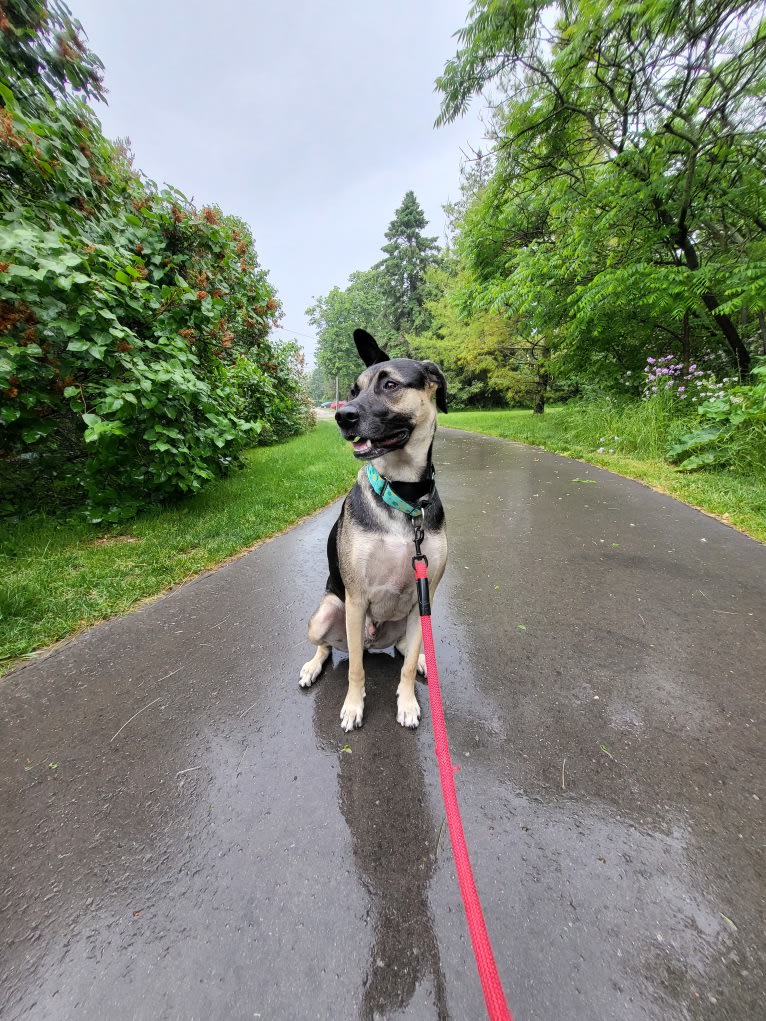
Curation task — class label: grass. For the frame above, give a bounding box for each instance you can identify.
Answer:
[446,406,766,543]
[0,421,359,674]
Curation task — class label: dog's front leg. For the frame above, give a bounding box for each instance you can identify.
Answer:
[396,610,423,728]
[340,598,367,731]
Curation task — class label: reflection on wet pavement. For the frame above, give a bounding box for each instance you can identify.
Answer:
[312,650,447,1020]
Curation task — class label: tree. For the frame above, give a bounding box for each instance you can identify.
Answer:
[306,268,394,398]
[436,0,766,383]
[308,363,329,404]
[308,195,443,394]
[411,257,551,409]
[443,148,495,240]
[377,191,440,338]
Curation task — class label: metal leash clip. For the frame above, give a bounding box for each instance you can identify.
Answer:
[411,517,427,566]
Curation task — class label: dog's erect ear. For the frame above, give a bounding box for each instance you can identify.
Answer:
[422,360,448,413]
[353,328,390,367]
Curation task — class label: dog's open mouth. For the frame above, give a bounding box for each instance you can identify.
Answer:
[350,429,409,459]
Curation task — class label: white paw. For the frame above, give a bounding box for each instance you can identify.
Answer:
[417,653,427,677]
[340,692,365,731]
[299,660,322,688]
[396,694,421,729]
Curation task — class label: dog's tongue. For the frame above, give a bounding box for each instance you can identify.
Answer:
[353,438,373,455]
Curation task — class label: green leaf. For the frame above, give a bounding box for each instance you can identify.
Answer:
[22,424,51,442]
[676,451,721,471]
[66,338,92,353]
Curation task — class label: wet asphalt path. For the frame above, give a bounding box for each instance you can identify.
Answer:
[1,428,765,1021]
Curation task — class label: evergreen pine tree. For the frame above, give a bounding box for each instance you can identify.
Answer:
[377,192,439,337]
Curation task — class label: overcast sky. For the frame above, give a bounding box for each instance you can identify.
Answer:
[70,0,485,365]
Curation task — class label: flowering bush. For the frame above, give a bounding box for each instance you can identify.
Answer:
[640,354,732,403]
[0,3,309,520]
[668,360,766,473]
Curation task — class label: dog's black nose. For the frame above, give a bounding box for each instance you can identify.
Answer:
[335,405,358,428]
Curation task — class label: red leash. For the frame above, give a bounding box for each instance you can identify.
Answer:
[412,538,513,1021]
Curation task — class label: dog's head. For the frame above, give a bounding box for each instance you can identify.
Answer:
[335,329,447,464]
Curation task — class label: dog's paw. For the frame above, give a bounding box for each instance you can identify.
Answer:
[299,660,322,688]
[340,692,365,731]
[416,653,427,677]
[396,692,421,729]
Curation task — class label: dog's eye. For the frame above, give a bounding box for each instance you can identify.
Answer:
[383,379,398,391]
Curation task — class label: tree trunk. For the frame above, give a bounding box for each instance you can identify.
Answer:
[533,367,549,414]
[681,312,691,365]
[700,291,751,379]
[679,234,751,379]
[651,191,752,379]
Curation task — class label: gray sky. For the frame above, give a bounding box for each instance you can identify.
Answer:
[70,0,485,365]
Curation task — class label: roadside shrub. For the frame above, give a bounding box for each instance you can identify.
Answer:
[0,194,276,520]
[551,359,766,477]
[668,360,766,474]
[0,1,311,520]
[641,355,715,402]
[227,342,315,445]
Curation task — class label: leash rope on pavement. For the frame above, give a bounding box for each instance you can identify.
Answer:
[412,524,513,1021]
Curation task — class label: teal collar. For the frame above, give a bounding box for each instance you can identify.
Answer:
[366,462,431,518]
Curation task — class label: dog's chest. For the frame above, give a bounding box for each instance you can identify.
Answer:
[346,528,446,620]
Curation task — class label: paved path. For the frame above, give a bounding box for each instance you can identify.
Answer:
[1,428,764,1020]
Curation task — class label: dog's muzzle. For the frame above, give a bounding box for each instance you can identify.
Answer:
[335,404,410,459]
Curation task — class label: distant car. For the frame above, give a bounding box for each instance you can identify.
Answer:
[329,400,346,409]
[319,401,334,408]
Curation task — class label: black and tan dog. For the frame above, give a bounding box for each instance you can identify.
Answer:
[300,329,448,731]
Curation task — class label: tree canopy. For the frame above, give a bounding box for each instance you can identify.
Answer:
[307,268,394,396]
[436,0,766,386]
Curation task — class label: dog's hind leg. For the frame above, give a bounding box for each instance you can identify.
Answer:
[299,644,332,688]
[396,611,424,728]
[300,593,345,687]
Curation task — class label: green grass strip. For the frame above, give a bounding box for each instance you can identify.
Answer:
[0,421,358,673]
[446,409,766,544]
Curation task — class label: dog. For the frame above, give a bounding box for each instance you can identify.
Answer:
[300,328,448,731]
